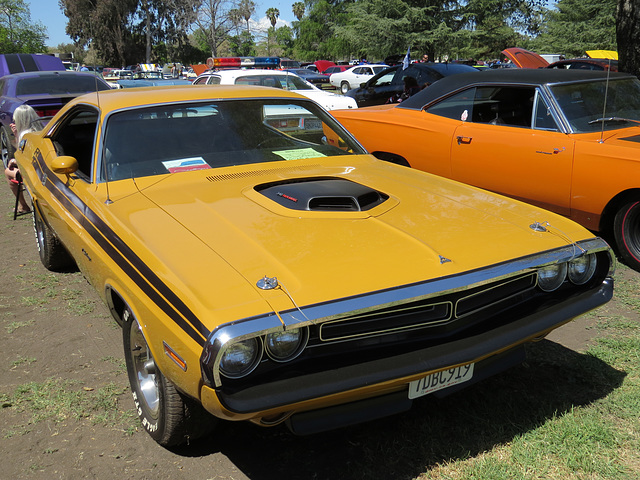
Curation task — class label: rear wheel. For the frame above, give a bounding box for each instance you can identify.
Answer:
[340,81,351,95]
[123,308,216,446]
[33,204,75,271]
[613,200,640,271]
[1,125,14,167]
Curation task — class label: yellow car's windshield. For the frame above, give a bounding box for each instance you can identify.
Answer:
[101,98,364,182]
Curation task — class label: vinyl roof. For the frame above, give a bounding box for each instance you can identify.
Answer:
[398,69,634,111]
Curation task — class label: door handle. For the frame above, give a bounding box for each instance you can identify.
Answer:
[456,136,472,145]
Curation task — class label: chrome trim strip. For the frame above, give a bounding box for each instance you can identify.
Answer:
[200,237,612,388]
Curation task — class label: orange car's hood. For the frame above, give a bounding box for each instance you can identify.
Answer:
[502,48,549,69]
[127,156,593,313]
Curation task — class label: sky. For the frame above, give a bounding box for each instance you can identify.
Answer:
[25,0,297,48]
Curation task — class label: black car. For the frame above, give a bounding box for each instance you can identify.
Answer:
[284,69,331,88]
[346,62,477,107]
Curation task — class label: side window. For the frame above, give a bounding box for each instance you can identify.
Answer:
[207,76,221,85]
[532,91,559,131]
[371,69,396,87]
[49,108,98,181]
[426,88,476,121]
[471,86,535,128]
[193,77,207,85]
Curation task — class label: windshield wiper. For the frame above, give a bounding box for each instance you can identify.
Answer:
[588,116,640,125]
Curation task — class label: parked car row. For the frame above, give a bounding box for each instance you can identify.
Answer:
[192,68,357,110]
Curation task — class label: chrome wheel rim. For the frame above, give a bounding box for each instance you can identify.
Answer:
[129,317,159,417]
[1,128,10,166]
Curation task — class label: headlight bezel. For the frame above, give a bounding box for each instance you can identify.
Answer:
[568,253,598,285]
[537,262,568,292]
[265,327,309,363]
[219,337,263,379]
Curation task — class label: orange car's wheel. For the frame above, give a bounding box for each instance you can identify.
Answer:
[614,200,640,271]
[33,204,75,271]
[122,308,216,446]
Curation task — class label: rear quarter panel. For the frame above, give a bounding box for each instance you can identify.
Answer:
[571,131,640,230]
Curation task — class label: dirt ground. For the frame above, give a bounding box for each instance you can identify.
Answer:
[0,188,635,480]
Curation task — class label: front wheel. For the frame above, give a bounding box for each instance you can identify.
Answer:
[613,200,640,271]
[123,308,216,446]
[33,204,75,271]
[340,81,351,95]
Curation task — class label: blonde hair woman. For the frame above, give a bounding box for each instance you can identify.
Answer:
[5,104,39,214]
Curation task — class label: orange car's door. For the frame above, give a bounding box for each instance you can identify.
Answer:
[450,122,575,217]
[443,85,576,217]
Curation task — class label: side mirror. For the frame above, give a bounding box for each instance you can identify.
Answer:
[51,155,79,175]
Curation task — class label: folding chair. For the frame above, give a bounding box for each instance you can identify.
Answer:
[12,171,29,220]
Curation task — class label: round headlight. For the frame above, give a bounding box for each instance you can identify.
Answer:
[219,338,262,379]
[537,262,567,292]
[568,253,597,285]
[265,327,308,362]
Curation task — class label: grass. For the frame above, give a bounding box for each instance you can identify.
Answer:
[406,278,640,480]
[1,377,135,438]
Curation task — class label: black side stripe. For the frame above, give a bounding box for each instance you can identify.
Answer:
[32,150,210,346]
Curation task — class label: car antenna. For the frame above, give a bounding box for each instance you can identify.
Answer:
[598,59,612,144]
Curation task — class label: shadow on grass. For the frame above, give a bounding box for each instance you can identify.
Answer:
[171,340,625,480]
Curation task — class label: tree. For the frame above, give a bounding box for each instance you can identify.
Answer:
[617,0,639,76]
[61,0,139,67]
[237,0,255,32]
[265,7,279,28]
[61,0,197,67]
[0,0,47,53]
[228,29,255,55]
[192,0,237,57]
[294,0,354,61]
[292,2,305,20]
[265,7,279,55]
[530,0,616,57]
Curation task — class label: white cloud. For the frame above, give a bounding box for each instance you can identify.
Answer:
[250,16,290,36]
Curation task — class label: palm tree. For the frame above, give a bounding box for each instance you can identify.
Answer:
[265,8,280,56]
[238,0,256,33]
[265,7,279,29]
[292,2,305,21]
[228,8,243,36]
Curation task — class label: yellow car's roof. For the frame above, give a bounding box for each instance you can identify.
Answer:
[71,85,308,113]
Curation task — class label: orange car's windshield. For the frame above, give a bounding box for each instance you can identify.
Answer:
[550,77,640,133]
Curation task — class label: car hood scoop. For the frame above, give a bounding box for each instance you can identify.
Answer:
[255,177,389,211]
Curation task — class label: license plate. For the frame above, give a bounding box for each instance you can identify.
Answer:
[304,119,322,130]
[408,363,475,399]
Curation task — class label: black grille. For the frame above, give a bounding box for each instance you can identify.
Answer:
[318,273,536,342]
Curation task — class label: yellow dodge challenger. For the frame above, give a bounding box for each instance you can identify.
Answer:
[16,85,614,446]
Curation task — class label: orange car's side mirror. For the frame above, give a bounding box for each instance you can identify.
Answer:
[51,156,79,175]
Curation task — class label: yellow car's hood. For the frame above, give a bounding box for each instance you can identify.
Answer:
[123,156,593,315]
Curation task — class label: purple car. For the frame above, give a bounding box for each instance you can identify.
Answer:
[0,70,111,165]
[0,53,65,77]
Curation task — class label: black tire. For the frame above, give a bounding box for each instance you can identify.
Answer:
[33,204,75,271]
[614,200,640,271]
[340,81,351,95]
[1,125,14,167]
[122,308,216,446]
